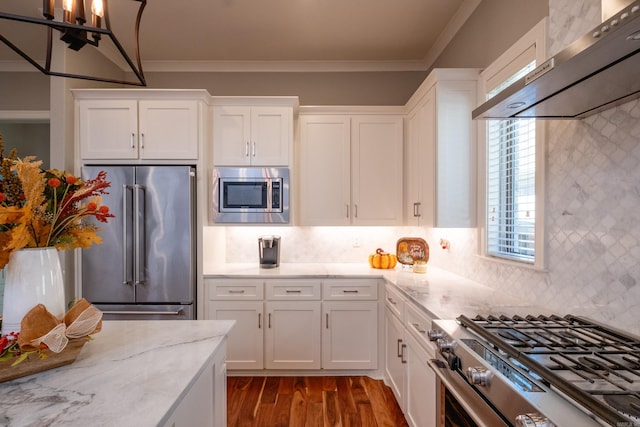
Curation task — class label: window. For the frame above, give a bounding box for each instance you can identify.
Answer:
[478,19,546,268]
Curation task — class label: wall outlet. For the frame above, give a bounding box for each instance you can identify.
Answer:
[352,237,361,248]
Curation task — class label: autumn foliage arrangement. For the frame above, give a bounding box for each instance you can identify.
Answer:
[0,134,113,269]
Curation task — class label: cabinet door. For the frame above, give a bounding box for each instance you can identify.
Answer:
[213,106,251,165]
[251,107,291,166]
[138,100,199,160]
[208,301,263,370]
[384,306,406,408]
[434,81,477,227]
[405,334,437,427]
[322,301,378,369]
[405,95,435,226]
[298,115,351,225]
[79,99,138,159]
[264,301,321,369]
[351,115,403,225]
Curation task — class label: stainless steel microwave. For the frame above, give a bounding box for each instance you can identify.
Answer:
[212,167,290,223]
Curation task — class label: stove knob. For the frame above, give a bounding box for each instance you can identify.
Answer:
[467,367,492,386]
[427,330,444,341]
[436,338,455,352]
[515,413,555,427]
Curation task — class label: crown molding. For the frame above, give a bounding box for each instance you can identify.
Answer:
[140,59,430,73]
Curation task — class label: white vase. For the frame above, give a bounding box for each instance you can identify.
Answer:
[1,248,66,336]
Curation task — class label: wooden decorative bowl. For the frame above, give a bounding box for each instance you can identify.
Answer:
[0,338,87,383]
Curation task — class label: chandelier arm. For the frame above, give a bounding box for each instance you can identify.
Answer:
[0,12,110,35]
[0,33,48,74]
[46,27,53,72]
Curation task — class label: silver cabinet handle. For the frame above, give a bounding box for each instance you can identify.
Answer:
[343,290,359,294]
[228,289,246,294]
[258,313,262,329]
[413,202,421,217]
[252,141,256,157]
[326,313,329,329]
[354,204,358,218]
[245,141,249,157]
[140,132,145,149]
[387,297,397,305]
[268,313,271,328]
[401,344,407,364]
[130,133,135,149]
[285,289,302,293]
[346,204,349,218]
[397,338,403,357]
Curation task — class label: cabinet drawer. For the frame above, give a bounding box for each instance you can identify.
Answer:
[405,301,435,357]
[265,280,321,300]
[384,283,405,321]
[323,279,379,300]
[208,279,264,300]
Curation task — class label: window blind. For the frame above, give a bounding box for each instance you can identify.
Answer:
[486,62,537,262]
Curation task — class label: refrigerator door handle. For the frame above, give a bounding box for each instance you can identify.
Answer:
[102,310,185,316]
[133,184,147,288]
[122,184,133,286]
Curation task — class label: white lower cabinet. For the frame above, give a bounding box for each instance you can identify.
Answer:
[384,283,437,427]
[322,301,378,369]
[265,300,322,369]
[385,305,406,404]
[162,339,227,427]
[405,333,437,427]
[205,277,380,372]
[208,301,264,369]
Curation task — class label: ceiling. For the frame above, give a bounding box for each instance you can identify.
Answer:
[0,0,480,73]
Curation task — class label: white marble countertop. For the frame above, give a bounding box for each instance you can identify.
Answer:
[205,263,548,320]
[0,320,234,427]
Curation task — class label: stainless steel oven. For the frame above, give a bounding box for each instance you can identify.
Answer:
[427,317,612,427]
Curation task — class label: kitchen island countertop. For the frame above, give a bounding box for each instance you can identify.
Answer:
[0,320,234,427]
[205,263,548,319]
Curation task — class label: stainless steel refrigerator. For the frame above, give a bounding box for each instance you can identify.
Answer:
[81,165,196,320]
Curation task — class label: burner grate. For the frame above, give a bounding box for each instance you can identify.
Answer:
[458,314,640,426]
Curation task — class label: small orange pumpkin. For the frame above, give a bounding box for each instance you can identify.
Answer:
[368,248,397,269]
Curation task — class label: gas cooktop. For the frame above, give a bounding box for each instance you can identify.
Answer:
[458,314,640,426]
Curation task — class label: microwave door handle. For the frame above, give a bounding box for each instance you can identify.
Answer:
[267,180,272,211]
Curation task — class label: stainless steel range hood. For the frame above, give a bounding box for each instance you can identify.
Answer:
[473,0,640,120]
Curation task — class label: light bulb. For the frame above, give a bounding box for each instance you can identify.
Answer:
[63,0,74,12]
[92,0,104,17]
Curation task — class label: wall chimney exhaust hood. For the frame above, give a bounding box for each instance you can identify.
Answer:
[473,0,640,120]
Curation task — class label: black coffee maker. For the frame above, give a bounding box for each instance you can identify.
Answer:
[258,235,281,268]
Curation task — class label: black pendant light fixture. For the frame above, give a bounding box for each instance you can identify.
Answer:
[0,0,147,86]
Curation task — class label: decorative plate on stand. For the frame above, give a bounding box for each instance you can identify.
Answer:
[396,237,429,265]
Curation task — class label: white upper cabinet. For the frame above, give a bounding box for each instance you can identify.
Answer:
[212,100,296,166]
[298,113,403,226]
[404,69,479,228]
[74,91,205,161]
[298,115,352,225]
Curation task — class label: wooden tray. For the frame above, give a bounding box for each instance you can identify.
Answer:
[396,237,429,265]
[0,338,87,383]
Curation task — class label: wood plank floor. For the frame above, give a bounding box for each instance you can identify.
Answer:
[227,376,409,427]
